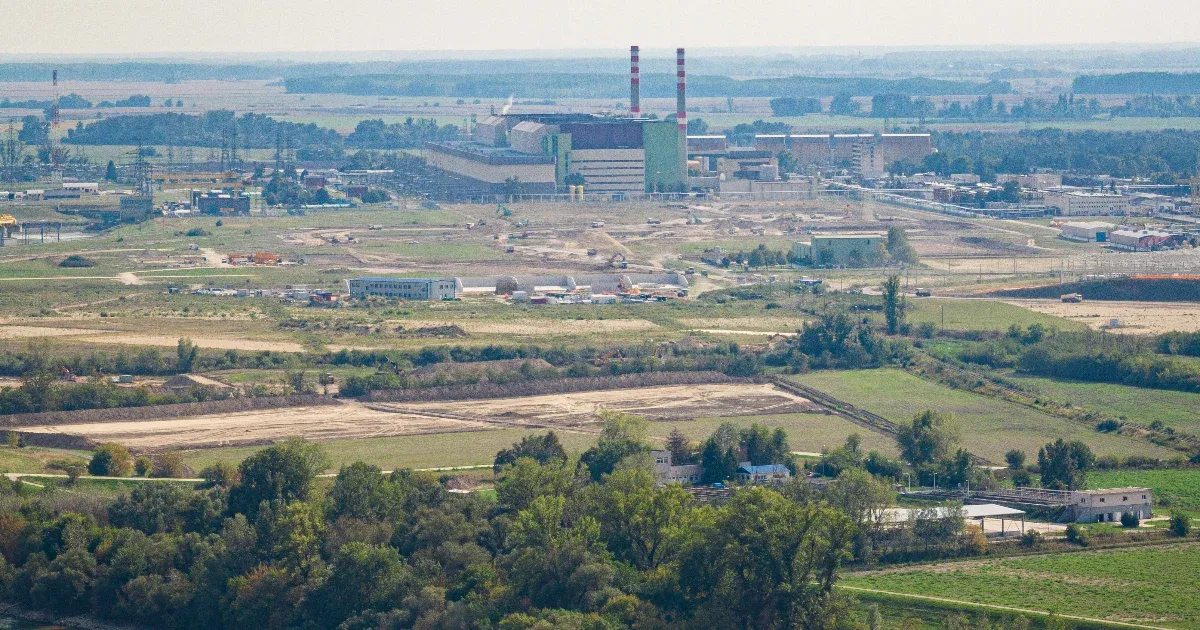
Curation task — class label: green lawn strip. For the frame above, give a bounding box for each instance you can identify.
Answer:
[840,544,1200,628]
[0,446,90,474]
[844,587,1155,630]
[906,298,1084,332]
[1006,375,1200,434]
[790,369,1175,461]
[840,542,1200,624]
[181,428,600,472]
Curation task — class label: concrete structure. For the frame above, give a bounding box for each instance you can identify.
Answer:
[426,113,684,196]
[1071,488,1152,523]
[748,133,932,176]
[882,504,1027,536]
[943,486,1152,524]
[686,135,728,155]
[193,191,250,215]
[652,450,702,486]
[1059,221,1116,242]
[997,173,1063,189]
[629,45,640,116]
[62,182,99,194]
[737,462,791,484]
[423,141,557,196]
[793,234,886,266]
[1045,190,1130,216]
[348,277,457,301]
[700,247,724,265]
[119,195,154,218]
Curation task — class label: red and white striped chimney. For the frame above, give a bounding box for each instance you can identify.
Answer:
[630,45,640,115]
[676,48,687,133]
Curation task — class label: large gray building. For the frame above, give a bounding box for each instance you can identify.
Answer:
[348,277,457,301]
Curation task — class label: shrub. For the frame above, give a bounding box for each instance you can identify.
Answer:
[134,456,152,476]
[1168,512,1191,537]
[185,228,209,237]
[87,443,133,477]
[1010,469,1032,487]
[200,461,240,487]
[1019,530,1043,548]
[151,452,188,478]
[1004,449,1026,469]
[1120,511,1140,528]
[1064,523,1090,546]
[58,255,95,268]
[1095,419,1122,433]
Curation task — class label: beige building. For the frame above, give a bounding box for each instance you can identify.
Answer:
[1044,190,1130,216]
[1071,488,1152,523]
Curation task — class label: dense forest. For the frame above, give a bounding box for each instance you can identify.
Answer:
[63,111,341,149]
[926,129,1200,179]
[60,112,459,151]
[0,420,926,629]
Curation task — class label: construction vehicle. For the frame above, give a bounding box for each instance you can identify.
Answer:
[1061,293,1084,303]
[685,267,695,275]
[914,288,932,297]
[0,214,17,236]
[608,253,627,269]
[591,220,605,228]
[586,248,598,256]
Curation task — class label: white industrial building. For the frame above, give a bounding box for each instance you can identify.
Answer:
[1044,190,1130,216]
[1059,221,1116,242]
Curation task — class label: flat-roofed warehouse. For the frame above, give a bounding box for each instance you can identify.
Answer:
[425,113,685,197]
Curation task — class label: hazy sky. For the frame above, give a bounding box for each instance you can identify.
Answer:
[3,0,1198,56]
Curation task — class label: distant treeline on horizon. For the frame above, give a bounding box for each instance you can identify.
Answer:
[1073,72,1200,94]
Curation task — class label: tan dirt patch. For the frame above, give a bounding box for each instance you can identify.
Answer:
[20,402,491,451]
[0,325,111,338]
[79,334,306,353]
[387,383,821,431]
[1005,299,1200,334]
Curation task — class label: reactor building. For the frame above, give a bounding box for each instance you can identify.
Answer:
[422,46,689,198]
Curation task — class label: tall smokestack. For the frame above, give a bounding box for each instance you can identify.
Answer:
[676,48,686,133]
[630,45,640,115]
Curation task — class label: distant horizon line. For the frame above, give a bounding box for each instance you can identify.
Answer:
[5,41,1200,62]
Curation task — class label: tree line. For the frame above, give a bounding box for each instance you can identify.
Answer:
[285,73,1009,100]
[0,426,865,629]
[58,112,459,151]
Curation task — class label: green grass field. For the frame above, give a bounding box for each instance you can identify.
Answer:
[841,543,1200,628]
[0,446,90,474]
[1006,375,1200,434]
[181,428,601,473]
[789,369,1175,461]
[906,299,1083,332]
[1088,469,1200,517]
